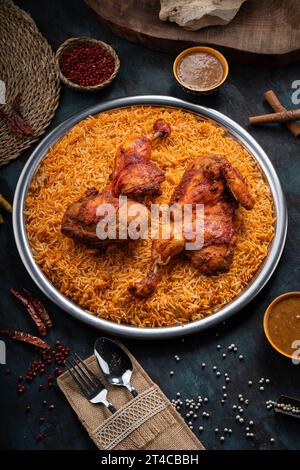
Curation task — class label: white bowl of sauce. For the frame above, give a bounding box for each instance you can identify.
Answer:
[173,46,229,94]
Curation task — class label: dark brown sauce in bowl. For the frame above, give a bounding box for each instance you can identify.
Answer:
[265,293,300,357]
[177,52,224,91]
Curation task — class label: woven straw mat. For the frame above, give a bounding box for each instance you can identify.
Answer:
[0,0,60,166]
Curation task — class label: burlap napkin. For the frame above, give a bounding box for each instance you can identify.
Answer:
[57,344,205,451]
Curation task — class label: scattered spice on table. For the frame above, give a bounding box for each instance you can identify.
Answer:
[17,383,25,394]
[59,44,115,87]
[169,337,278,447]
[15,341,70,389]
[11,288,47,336]
[0,330,50,349]
[3,337,70,442]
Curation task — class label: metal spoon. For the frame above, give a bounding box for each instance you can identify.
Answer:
[94,337,138,397]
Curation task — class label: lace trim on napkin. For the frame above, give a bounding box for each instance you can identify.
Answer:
[94,386,168,450]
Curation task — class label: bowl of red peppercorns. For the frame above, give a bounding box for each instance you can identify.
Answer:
[56,37,120,92]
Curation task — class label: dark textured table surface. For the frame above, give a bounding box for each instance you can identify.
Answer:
[1,0,300,451]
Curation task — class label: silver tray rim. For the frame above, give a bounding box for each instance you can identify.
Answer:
[13,95,288,339]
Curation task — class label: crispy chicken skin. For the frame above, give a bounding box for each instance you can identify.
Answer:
[129,154,254,299]
[61,120,170,248]
[61,187,148,248]
[61,188,115,248]
[110,118,170,198]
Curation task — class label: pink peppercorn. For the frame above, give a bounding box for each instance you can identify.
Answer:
[59,44,115,87]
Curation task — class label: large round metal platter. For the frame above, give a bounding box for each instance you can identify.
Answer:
[13,96,288,339]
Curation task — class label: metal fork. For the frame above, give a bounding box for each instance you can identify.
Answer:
[65,353,117,413]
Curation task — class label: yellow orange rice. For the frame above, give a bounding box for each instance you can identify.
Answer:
[25,106,275,327]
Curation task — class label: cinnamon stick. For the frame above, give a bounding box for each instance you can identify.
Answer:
[249,109,300,125]
[264,90,300,137]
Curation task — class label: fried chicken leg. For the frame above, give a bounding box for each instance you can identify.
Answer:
[129,154,254,299]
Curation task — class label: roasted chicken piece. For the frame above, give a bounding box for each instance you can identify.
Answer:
[61,120,170,248]
[129,154,254,299]
[110,118,170,198]
[61,188,148,248]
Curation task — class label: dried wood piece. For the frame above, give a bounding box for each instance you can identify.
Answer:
[159,0,247,31]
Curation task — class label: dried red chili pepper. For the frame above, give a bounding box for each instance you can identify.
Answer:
[0,330,50,349]
[11,94,33,136]
[11,289,47,336]
[0,93,33,137]
[0,108,24,137]
[21,289,53,329]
